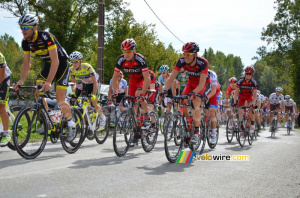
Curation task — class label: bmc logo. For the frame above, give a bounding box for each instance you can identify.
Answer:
[123,68,140,73]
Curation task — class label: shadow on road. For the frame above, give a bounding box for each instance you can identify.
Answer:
[136,162,194,175]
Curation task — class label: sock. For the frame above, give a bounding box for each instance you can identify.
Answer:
[3,130,9,136]
[68,119,75,127]
[212,128,217,136]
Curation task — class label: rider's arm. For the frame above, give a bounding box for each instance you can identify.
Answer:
[149,82,155,98]
[193,73,207,94]
[108,85,113,100]
[91,75,98,96]
[0,67,5,83]
[19,53,31,84]
[172,80,177,96]
[163,70,179,91]
[252,89,257,106]
[71,76,76,92]
[112,71,119,95]
[267,100,270,111]
[233,88,239,105]
[141,72,150,95]
[207,84,216,100]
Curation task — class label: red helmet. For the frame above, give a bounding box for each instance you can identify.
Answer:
[229,77,237,83]
[182,42,199,53]
[121,38,137,50]
[245,65,255,73]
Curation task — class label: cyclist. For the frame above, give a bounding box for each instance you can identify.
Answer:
[14,14,76,142]
[108,71,128,111]
[172,67,189,95]
[254,90,263,131]
[69,51,106,129]
[268,87,284,129]
[205,70,220,144]
[225,77,238,132]
[112,38,150,135]
[0,52,12,146]
[284,95,297,130]
[158,65,173,112]
[163,42,209,143]
[233,66,258,134]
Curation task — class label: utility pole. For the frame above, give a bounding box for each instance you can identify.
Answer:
[98,0,105,83]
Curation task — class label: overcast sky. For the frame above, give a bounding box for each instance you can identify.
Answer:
[0,0,277,66]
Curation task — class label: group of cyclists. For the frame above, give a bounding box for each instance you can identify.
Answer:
[0,13,298,153]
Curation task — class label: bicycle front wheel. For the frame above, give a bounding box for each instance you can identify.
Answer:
[12,106,48,159]
[95,115,109,144]
[60,107,84,154]
[287,120,291,135]
[141,111,159,152]
[164,115,183,163]
[237,116,247,147]
[6,106,22,150]
[113,111,132,157]
[226,115,234,143]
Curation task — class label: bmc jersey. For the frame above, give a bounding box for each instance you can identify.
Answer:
[284,99,296,107]
[236,77,257,95]
[22,31,68,63]
[226,86,236,97]
[114,53,148,80]
[0,52,12,78]
[174,56,209,84]
[149,70,156,85]
[70,63,96,84]
[109,78,127,93]
[269,93,284,105]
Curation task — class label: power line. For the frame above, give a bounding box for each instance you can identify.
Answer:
[143,0,185,44]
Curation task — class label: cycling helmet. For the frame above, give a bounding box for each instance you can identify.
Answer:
[257,90,261,94]
[275,87,282,92]
[229,77,237,83]
[182,42,199,53]
[69,51,83,60]
[18,14,39,26]
[285,95,290,99]
[245,65,255,73]
[121,38,137,50]
[159,65,169,73]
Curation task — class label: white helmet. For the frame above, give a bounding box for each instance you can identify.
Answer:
[18,14,39,26]
[275,87,282,92]
[69,51,83,60]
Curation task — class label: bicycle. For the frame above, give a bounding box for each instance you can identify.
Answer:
[269,111,279,137]
[12,85,84,159]
[159,95,172,134]
[113,95,159,157]
[164,95,202,163]
[237,106,254,147]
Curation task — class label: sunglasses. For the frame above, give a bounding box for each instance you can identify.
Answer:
[245,73,253,76]
[20,25,34,30]
[122,50,134,54]
[71,60,80,64]
[161,72,167,74]
[183,52,194,56]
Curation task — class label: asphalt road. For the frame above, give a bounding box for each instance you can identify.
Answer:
[1,126,300,198]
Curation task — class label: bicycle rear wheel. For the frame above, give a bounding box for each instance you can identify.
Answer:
[60,107,84,154]
[6,106,22,150]
[271,120,276,137]
[113,111,131,157]
[164,115,183,163]
[237,116,247,147]
[141,111,159,152]
[226,115,234,143]
[12,106,48,159]
[198,118,207,155]
[207,122,219,149]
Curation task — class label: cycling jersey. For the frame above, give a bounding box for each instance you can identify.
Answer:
[236,77,257,95]
[70,63,96,84]
[175,72,189,91]
[148,70,157,103]
[22,31,68,63]
[0,52,12,79]
[109,78,127,94]
[284,99,296,107]
[269,93,284,105]
[114,53,148,80]
[226,86,236,97]
[174,56,209,85]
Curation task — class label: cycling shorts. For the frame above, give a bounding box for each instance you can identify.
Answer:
[128,79,145,97]
[36,59,69,90]
[270,104,280,111]
[285,106,294,113]
[182,82,210,98]
[0,76,10,102]
[238,94,253,107]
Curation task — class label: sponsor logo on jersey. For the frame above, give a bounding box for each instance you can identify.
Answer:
[117,57,125,66]
[123,68,141,73]
[135,55,146,65]
[186,70,200,77]
[42,33,48,40]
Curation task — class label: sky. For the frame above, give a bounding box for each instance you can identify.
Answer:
[0,0,277,66]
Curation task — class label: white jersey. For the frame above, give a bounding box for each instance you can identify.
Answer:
[110,78,127,93]
[0,52,12,78]
[269,93,284,105]
[209,70,218,85]
[284,99,296,107]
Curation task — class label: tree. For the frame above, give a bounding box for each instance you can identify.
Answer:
[259,66,277,97]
